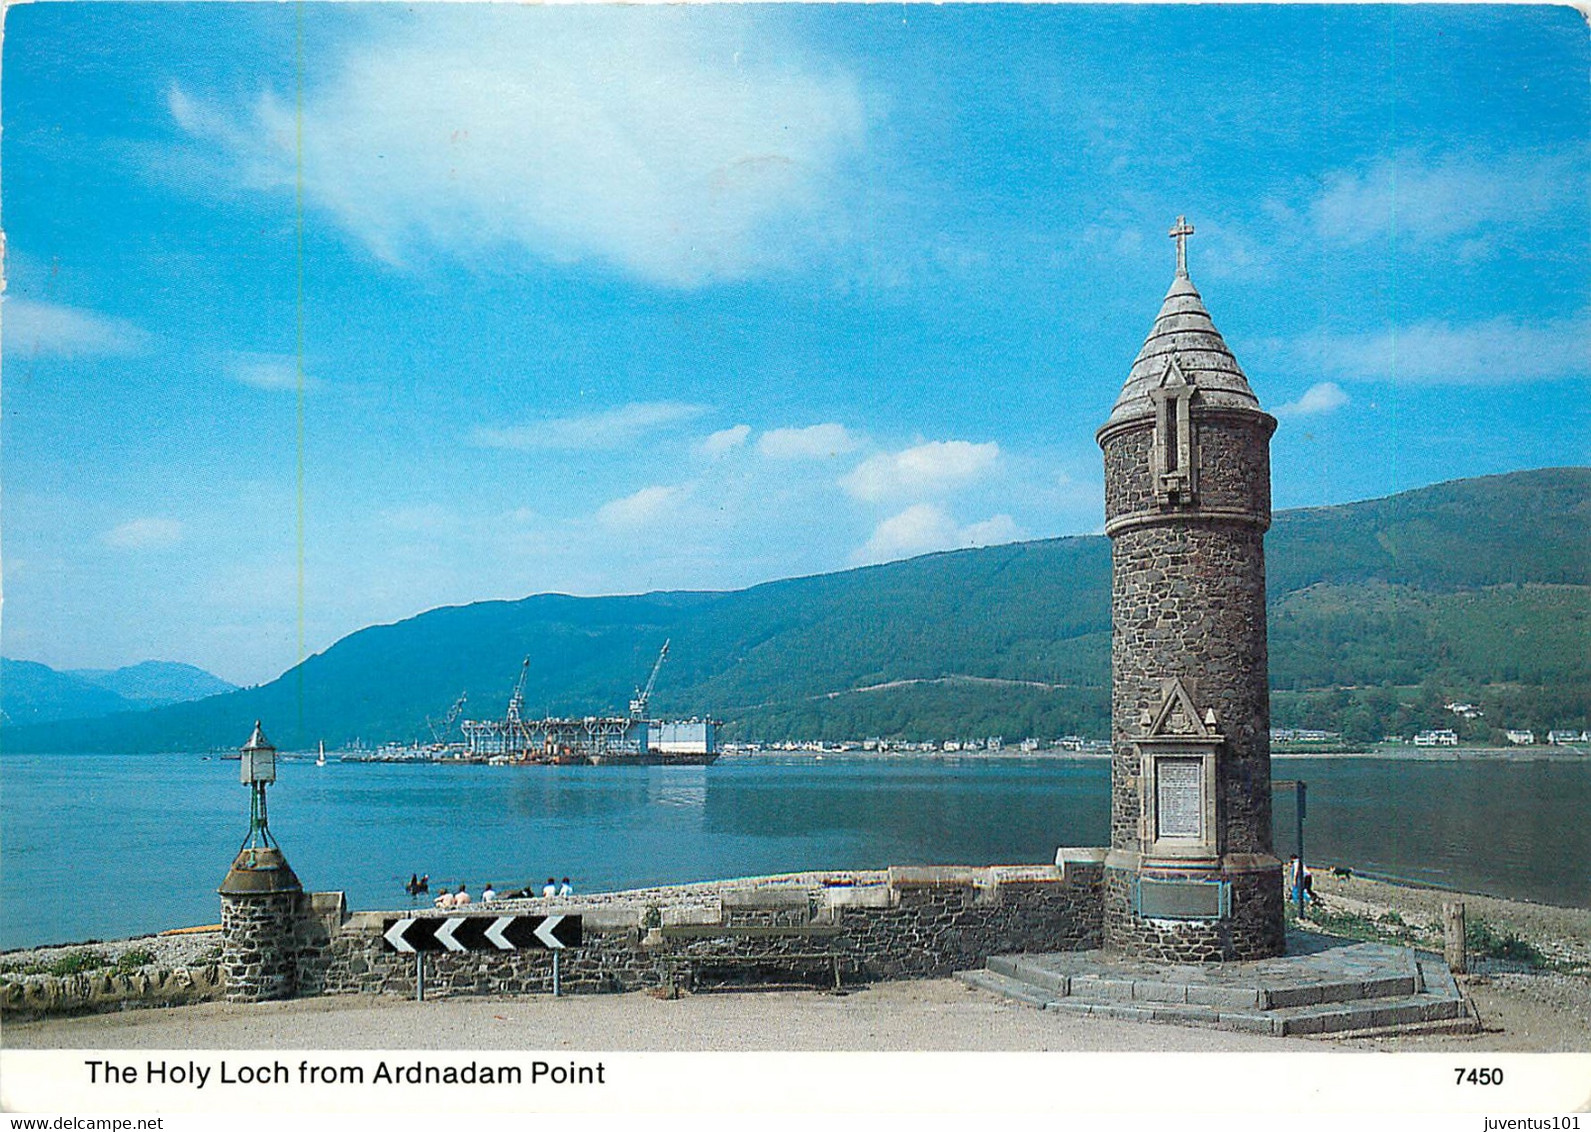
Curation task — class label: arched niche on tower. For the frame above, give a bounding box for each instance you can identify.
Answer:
[1149,356,1197,506]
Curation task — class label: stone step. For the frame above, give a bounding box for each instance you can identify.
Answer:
[987,954,1071,996]
[1045,996,1259,1032]
[1270,992,1474,1037]
[955,968,1062,1010]
[961,949,1479,1039]
[983,951,1420,1010]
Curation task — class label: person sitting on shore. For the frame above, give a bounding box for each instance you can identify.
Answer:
[434,887,454,909]
[454,883,471,906]
[542,877,557,898]
[558,877,573,897]
[481,883,496,903]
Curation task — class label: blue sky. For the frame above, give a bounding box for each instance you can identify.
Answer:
[3,4,1588,686]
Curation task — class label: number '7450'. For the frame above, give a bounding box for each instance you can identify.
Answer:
[1455,1067,1503,1085]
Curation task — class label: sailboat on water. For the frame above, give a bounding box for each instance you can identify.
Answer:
[316,741,327,767]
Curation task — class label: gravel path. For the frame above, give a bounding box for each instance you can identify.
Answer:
[3,977,1324,1052]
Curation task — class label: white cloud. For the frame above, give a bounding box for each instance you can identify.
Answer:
[850,504,1020,566]
[1288,315,1589,386]
[226,352,318,392]
[596,484,686,529]
[757,423,859,460]
[1309,151,1578,248]
[103,518,184,549]
[4,298,149,359]
[841,439,999,502]
[699,424,751,456]
[474,401,708,451]
[960,514,1022,545]
[169,13,867,287]
[1274,381,1349,418]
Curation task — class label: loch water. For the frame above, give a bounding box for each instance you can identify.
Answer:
[2,752,1588,950]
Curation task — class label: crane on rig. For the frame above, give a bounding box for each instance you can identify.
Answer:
[506,657,530,725]
[426,692,468,744]
[629,640,670,721]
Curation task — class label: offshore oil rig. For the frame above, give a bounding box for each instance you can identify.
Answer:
[459,641,719,766]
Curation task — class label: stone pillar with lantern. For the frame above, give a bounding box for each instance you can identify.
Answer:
[218,721,305,1002]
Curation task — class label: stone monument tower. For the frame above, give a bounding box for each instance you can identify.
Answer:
[1095,217,1285,961]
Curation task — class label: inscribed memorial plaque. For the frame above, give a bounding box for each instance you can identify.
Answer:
[1156,758,1203,839]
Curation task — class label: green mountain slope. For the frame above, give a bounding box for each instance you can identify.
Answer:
[6,467,1587,751]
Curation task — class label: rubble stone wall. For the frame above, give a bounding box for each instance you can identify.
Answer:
[0,964,224,1020]
[301,863,1105,1000]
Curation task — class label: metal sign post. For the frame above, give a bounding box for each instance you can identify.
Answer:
[1273,779,1308,917]
[383,913,582,1000]
[1295,781,1308,917]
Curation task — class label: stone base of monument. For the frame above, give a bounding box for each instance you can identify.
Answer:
[956,932,1480,1038]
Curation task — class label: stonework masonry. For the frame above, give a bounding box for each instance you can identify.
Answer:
[282,864,1103,1003]
[0,964,224,1020]
[1095,222,1287,961]
[220,891,301,1002]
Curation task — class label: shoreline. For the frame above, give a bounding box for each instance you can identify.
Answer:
[7,745,1587,762]
[5,869,1586,969]
[722,747,1591,762]
[4,870,1587,1053]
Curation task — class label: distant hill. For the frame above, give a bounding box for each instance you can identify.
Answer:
[0,659,236,727]
[5,467,1586,752]
[66,660,237,709]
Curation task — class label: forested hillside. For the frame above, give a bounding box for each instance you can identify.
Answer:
[6,468,1586,751]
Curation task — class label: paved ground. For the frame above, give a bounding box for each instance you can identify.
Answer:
[6,978,1329,1052]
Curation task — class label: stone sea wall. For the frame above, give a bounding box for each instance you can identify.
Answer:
[1,963,225,1020]
[300,861,1105,1000]
[2,861,1105,1016]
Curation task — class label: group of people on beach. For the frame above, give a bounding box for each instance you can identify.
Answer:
[403,872,574,905]
[432,881,497,908]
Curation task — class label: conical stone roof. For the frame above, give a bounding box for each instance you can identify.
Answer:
[1103,267,1263,429]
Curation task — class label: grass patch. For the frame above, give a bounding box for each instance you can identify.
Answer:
[1466,918,1547,967]
[0,948,161,981]
[114,948,156,971]
[1293,902,1429,948]
[0,960,49,977]
[46,949,110,977]
[1296,904,1554,972]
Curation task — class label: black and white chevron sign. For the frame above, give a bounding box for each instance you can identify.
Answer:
[381,914,582,953]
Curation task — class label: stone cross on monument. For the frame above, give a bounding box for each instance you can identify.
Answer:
[1094,216,1286,961]
[1169,215,1194,277]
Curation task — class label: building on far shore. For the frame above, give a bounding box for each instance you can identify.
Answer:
[1505,729,1536,746]
[1413,729,1460,747]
